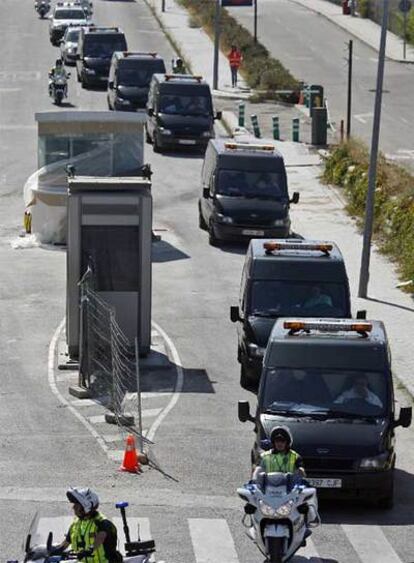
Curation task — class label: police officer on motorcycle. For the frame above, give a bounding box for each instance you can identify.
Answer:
[48,59,69,97]
[51,487,122,562]
[254,426,319,525]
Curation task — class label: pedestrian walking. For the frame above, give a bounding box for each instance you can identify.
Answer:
[227,44,242,88]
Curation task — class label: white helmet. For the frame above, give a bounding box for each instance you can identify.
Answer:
[66,487,100,514]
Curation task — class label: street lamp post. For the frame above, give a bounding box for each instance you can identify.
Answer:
[213,0,221,90]
[254,0,258,42]
[358,0,390,298]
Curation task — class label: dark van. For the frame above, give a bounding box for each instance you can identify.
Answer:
[239,318,412,508]
[107,52,166,111]
[199,140,299,246]
[145,74,221,152]
[230,240,353,391]
[76,26,127,87]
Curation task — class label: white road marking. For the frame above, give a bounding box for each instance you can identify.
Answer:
[88,414,107,423]
[0,71,41,81]
[354,112,374,124]
[189,519,239,563]
[293,538,323,561]
[141,391,173,399]
[146,320,184,443]
[342,525,402,563]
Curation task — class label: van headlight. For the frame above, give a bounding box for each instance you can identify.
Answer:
[159,127,172,135]
[201,131,211,138]
[248,343,265,358]
[273,218,287,226]
[359,452,389,470]
[215,212,233,224]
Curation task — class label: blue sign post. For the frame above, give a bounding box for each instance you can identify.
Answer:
[399,0,412,59]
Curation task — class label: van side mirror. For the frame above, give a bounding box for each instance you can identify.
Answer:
[215,111,222,120]
[396,406,412,428]
[238,400,254,423]
[75,53,81,60]
[356,310,367,319]
[147,107,154,117]
[203,187,210,199]
[230,306,240,323]
[290,192,300,204]
[108,81,114,89]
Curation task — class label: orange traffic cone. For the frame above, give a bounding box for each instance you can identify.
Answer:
[119,434,140,473]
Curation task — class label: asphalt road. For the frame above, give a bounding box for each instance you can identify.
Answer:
[230,0,414,167]
[1,0,414,561]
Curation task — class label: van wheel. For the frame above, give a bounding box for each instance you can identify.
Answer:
[208,222,219,246]
[198,207,207,230]
[153,135,161,153]
[377,480,394,510]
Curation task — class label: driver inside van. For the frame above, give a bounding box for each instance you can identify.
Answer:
[302,285,333,309]
[335,374,383,408]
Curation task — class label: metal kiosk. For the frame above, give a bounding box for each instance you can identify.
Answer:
[66,176,152,359]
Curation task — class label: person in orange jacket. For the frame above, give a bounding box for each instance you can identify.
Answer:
[227,44,242,88]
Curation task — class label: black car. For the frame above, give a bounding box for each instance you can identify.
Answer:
[76,26,127,88]
[230,239,353,391]
[239,318,412,508]
[107,52,166,111]
[199,140,299,246]
[145,73,221,152]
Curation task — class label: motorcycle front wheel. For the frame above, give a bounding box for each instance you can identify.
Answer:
[268,537,283,563]
[54,91,63,105]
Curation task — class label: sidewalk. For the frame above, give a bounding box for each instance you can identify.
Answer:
[288,0,414,63]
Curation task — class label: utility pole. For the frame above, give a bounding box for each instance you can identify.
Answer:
[358,0,390,298]
[162,0,165,12]
[213,0,221,90]
[346,39,353,139]
[254,0,258,43]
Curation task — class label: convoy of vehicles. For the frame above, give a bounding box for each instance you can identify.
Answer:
[28,1,414,560]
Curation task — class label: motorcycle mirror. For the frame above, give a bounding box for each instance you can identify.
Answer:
[238,400,253,423]
[25,534,32,554]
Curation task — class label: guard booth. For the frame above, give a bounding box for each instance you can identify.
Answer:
[66,176,152,359]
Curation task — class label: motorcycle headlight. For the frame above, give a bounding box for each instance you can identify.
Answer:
[248,343,265,358]
[273,218,287,227]
[215,212,233,224]
[159,127,172,135]
[359,452,389,470]
[275,500,294,517]
[259,500,277,517]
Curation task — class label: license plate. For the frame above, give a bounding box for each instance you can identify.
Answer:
[178,139,196,145]
[307,478,342,488]
[242,229,265,236]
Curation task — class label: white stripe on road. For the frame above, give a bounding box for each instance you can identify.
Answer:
[189,519,238,563]
[342,525,402,563]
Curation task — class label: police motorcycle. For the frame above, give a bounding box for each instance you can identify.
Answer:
[8,502,157,563]
[237,471,320,563]
[49,69,70,106]
[35,0,51,18]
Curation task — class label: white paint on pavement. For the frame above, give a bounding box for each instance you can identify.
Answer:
[188,519,239,563]
[341,525,402,563]
[146,320,184,443]
[354,112,374,124]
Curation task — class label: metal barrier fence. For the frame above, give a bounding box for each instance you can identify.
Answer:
[78,268,149,451]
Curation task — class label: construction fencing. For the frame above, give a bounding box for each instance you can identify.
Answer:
[78,267,148,452]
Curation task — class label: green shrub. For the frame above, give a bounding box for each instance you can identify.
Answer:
[357,0,369,18]
[178,0,299,99]
[323,140,414,284]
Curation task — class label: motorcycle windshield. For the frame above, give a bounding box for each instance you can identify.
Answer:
[25,511,72,552]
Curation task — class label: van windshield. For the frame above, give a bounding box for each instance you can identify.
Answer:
[66,29,80,42]
[250,280,348,317]
[159,94,212,116]
[84,36,127,58]
[55,9,85,19]
[262,368,387,418]
[217,169,286,199]
[118,62,164,86]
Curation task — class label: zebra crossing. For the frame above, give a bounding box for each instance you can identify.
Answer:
[31,516,409,563]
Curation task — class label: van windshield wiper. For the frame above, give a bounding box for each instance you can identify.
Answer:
[263,408,313,417]
[310,409,379,421]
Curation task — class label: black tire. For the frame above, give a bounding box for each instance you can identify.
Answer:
[153,134,161,153]
[145,126,152,144]
[377,480,394,510]
[55,91,63,105]
[268,537,283,563]
[198,207,207,230]
[208,221,219,247]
